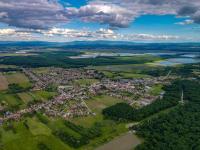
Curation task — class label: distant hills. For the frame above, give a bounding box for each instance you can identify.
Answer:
[0,41,200,52]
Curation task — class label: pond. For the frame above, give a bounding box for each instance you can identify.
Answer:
[156,58,200,66]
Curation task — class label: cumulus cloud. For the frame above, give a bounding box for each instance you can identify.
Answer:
[0,0,200,30]
[0,28,36,41]
[0,27,180,41]
[176,19,194,25]
[63,0,200,28]
[41,27,118,39]
[0,0,68,29]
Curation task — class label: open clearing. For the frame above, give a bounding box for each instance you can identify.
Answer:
[86,95,124,114]
[72,95,124,127]
[5,72,32,88]
[74,78,99,86]
[0,73,8,90]
[96,132,141,150]
[17,92,34,104]
[27,118,51,136]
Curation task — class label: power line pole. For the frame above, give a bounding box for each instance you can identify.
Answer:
[180,89,184,105]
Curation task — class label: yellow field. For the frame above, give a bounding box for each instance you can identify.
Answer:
[0,73,8,90]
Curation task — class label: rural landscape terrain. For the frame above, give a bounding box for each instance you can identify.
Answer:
[0,42,199,150]
[1,0,200,149]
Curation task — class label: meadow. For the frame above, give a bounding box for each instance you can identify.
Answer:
[0,73,8,91]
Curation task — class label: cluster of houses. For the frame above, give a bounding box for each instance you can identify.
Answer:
[88,77,173,107]
[22,67,101,91]
[0,67,176,124]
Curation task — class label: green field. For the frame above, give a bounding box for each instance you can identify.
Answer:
[149,84,164,96]
[86,95,124,114]
[74,79,99,86]
[0,118,72,150]
[31,91,57,101]
[17,92,34,104]
[0,73,8,91]
[0,92,22,109]
[5,72,32,88]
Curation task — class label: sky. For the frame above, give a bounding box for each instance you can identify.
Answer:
[0,0,200,42]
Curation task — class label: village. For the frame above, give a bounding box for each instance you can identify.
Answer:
[0,67,176,124]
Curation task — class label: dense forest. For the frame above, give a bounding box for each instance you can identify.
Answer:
[141,63,200,78]
[0,51,159,68]
[135,80,200,150]
[103,80,200,149]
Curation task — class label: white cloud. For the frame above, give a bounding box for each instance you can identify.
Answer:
[176,19,194,25]
[0,0,200,30]
[0,28,15,35]
[0,28,36,41]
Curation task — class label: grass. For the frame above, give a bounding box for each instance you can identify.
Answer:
[149,84,164,96]
[86,56,162,73]
[0,92,22,107]
[72,95,124,128]
[0,118,72,150]
[80,121,128,150]
[0,53,36,57]
[5,72,31,88]
[27,118,51,136]
[17,92,34,104]
[119,72,150,79]
[0,65,17,68]
[102,71,115,78]
[0,73,8,91]
[72,114,103,128]
[32,67,50,74]
[74,79,99,86]
[0,94,129,150]
[86,95,124,114]
[32,91,57,101]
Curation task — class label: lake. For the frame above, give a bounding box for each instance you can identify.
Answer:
[156,58,200,66]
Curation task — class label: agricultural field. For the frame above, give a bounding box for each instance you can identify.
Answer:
[0,117,72,150]
[0,53,37,57]
[72,95,124,127]
[4,72,32,88]
[86,95,124,114]
[149,84,164,96]
[31,91,57,101]
[74,79,99,86]
[0,92,22,109]
[0,73,8,91]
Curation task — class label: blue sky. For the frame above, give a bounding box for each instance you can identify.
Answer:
[0,0,200,42]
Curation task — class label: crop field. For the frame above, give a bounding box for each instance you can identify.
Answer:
[0,73,8,90]
[0,118,71,150]
[74,78,99,86]
[17,92,34,104]
[31,91,57,101]
[0,53,37,57]
[86,95,124,114]
[87,63,160,73]
[119,72,150,79]
[72,95,124,127]
[0,92,22,108]
[32,67,50,74]
[5,72,31,88]
[27,118,51,136]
